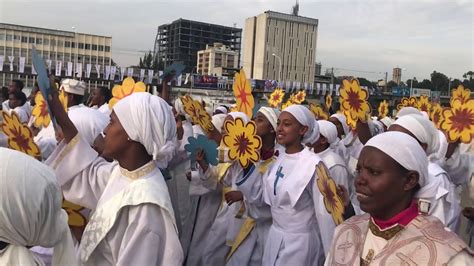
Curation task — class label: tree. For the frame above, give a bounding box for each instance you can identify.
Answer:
[406,78,419,88]
[430,71,449,92]
[451,79,462,89]
[418,79,434,90]
[463,71,474,81]
[138,50,163,70]
[387,80,398,88]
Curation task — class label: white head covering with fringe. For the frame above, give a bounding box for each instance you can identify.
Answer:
[392,114,440,156]
[258,106,280,131]
[283,105,318,144]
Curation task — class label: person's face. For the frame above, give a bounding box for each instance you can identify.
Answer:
[329,117,344,139]
[102,111,130,159]
[8,94,20,109]
[276,111,307,146]
[8,81,19,94]
[311,135,328,153]
[355,146,415,219]
[91,87,104,106]
[255,112,273,137]
[92,133,113,162]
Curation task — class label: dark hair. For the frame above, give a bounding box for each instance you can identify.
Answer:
[11,90,27,106]
[98,86,111,103]
[72,94,84,105]
[11,80,24,91]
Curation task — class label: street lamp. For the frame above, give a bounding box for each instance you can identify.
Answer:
[272,53,282,84]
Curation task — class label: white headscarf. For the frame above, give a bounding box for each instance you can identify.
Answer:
[392,114,440,156]
[283,105,317,144]
[258,106,280,131]
[380,117,393,129]
[215,106,228,114]
[228,111,249,123]
[330,113,349,136]
[396,107,422,118]
[212,114,227,134]
[113,92,177,168]
[364,131,429,190]
[432,130,448,163]
[318,120,338,148]
[0,148,77,265]
[69,107,109,145]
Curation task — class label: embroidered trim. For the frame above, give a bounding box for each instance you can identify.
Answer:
[236,164,255,186]
[119,161,156,180]
[369,218,404,240]
[51,134,80,169]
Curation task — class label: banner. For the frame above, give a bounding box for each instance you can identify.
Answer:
[110,66,116,80]
[158,71,163,84]
[76,63,82,78]
[55,61,62,76]
[140,69,145,81]
[67,62,73,76]
[0,55,3,71]
[335,84,340,96]
[46,59,52,74]
[127,67,134,78]
[147,69,154,84]
[19,57,25,73]
[120,67,127,80]
[8,56,14,71]
[316,83,321,95]
[32,64,36,75]
[104,65,110,80]
[95,64,101,78]
[86,64,92,78]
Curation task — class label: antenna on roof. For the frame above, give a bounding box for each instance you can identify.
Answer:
[292,0,299,16]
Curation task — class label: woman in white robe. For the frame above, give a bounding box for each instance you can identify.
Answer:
[45,89,183,265]
[0,148,78,265]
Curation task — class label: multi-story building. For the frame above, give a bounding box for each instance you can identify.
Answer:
[196,42,239,76]
[0,23,112,88]
[243,11,318,85]
[393,67,402,85]
[154,19,241,72]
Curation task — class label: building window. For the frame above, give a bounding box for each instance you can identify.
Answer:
[21,36,28,43]
[36,38,42,45]
[6,34,13,41]
[14,35,20,42]
[43,38,49,45]
[29,37,35,43]
[51,39,56,46]
[105,46,110,52]
[98,45,104,51]
[57,40,63,47]
[0,34,4,40]
[78,43,84,49]
[85,44,90,50]
[65,41,71,48]
[92,44,98,51]
[71,42,75,48]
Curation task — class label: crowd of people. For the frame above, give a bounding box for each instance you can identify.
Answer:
[0,76,473,265]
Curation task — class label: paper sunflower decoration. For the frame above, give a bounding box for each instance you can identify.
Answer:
[1,111,41,159]
[62,200,87,227]
[181,95,214,133]
[222,117,262,168]
[397,96,418,110]
[281,99,294,110]
[184,134,219,166]
[108,77,146,109]
[268,88,285,108]
[378,100,389,118]
[338,79,371,129]
[325,94,332,110]
[309,103,329,120]
[315,161,344,225]
[232,69,255,118]
[451,85,471,105]
[440,98,474,143]
[416,95,432,112]
[32,90,68,128]
[291,90,306,104]
[430,103,443,129]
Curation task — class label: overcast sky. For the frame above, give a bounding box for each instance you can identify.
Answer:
[1,0,472,81]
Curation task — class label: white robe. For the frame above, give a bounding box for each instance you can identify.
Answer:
[315,148,352,194]
[45,134,183,265]
[98,103,111,116]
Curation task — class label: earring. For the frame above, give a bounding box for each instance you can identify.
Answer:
[127,137,131,141]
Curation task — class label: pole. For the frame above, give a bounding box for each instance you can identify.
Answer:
[272,53,282,83]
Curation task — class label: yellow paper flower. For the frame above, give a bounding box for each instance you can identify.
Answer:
[397,96,418,110]
[339,79,371,123]
[222,118,262,168]
[32,93,51,128]
[451,85,471,105]
[1,111,41,159]
[268,88,285,108]
[325,94,332,109]
[440,99,474,143]
[181,95,214,133]
[292,90,306,104]
[378,100,389,118]
[416,95,432,112]
[232,69,255,118]
[62,200,87,227]
[309,103,329,120]
[430,103,443,129]
[316,161,344,225]
[109,77,146,109]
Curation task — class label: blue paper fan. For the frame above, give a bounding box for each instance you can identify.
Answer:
[32,45,56,128]
[184,134,218,166]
